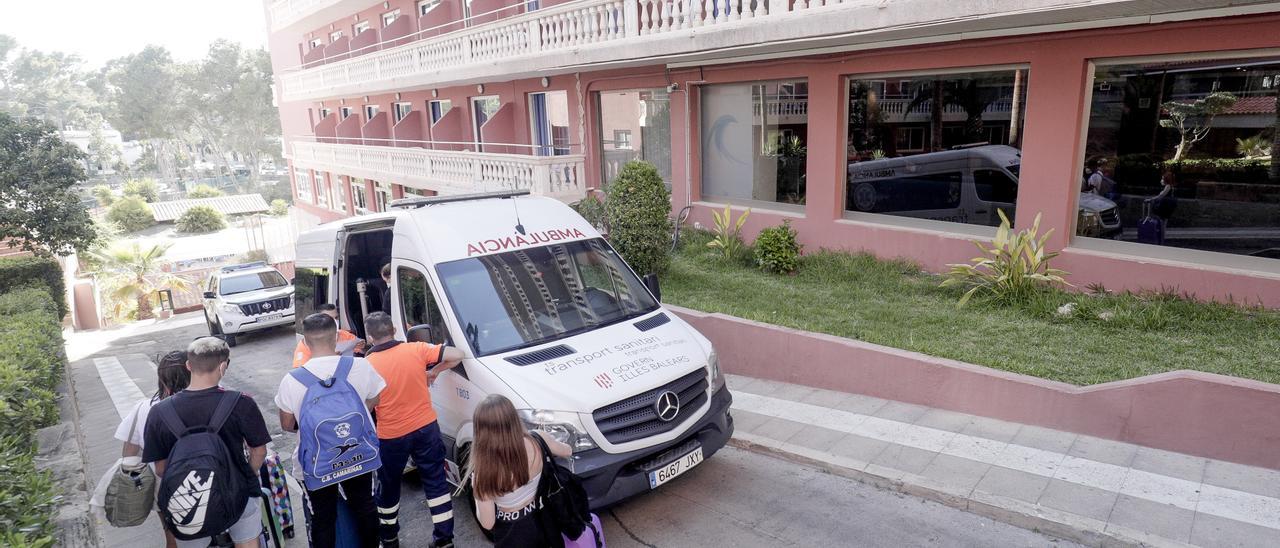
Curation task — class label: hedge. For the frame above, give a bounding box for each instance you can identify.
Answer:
[0,286,65,545]
[0,257,66,319]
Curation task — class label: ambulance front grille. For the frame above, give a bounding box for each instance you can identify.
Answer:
[592,368,708,444]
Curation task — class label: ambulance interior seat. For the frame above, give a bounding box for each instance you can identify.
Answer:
[342,229,393,339]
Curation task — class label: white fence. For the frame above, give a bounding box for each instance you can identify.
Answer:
[291,141,587,202]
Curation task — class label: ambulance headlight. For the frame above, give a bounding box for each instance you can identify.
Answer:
[520,409,597,452]
[708,351,725,393]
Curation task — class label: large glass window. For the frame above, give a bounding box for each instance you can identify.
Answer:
[436,238,659,356]
[845,68,1028,228]
[529,91,571,156]
[294,169,313,203]
[293,267,329,334]
[1082,55,1280,259]
[701,80,808,205]
[351,178,368,211]
[398,266,449,345]
[597,88,672,186]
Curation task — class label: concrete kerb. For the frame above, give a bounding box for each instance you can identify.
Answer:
[38,366,102,548]
[728,433,1161,548]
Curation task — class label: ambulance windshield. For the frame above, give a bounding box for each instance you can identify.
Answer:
[436,238,660,356]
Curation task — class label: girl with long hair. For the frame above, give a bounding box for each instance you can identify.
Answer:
[113,350,191,548]
[471,394,571,547]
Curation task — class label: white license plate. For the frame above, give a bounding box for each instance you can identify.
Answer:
[648,447,704,489]
[258,313,282,322]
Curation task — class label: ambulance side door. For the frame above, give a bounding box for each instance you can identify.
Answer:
[390,259,480,441]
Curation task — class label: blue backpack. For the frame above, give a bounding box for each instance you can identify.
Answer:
[291,356,382,490]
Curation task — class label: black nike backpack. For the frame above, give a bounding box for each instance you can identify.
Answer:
[155,391,252,541]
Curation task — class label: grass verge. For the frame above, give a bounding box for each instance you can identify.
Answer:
[662,230,1280,386]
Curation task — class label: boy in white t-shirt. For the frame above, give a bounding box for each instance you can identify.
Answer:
[275,313,386,548]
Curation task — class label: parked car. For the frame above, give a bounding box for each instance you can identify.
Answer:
[293,190,733,509]
[846,145,1123,237]
[201,261,295,346]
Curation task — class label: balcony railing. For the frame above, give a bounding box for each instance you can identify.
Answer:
[280,0,803,101]
[291,140,586,201]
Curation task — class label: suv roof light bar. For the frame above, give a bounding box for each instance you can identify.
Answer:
[220,261,268,273]
[389,189,530,210]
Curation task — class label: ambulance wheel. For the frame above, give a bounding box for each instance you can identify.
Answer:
[851,182,878,212]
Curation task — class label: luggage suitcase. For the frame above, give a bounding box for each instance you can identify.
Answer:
[259,451,296,539]
[259,488,284,548]
[1137,200,1164,245]
[562,512,606,548]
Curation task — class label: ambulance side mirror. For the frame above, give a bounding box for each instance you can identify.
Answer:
[407,324,434,344]
[642,273,661,302]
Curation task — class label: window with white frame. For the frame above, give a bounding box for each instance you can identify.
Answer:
[319,108,332,120]
[529,91,570,156]
[332,175,347,211]
[308,38,323,50]
[374,180,391,212]
[350,178,368,211]
[315,172,330,208]
[364,105,380,123]
[402,186,429,197]
[612,129,632,149]
[471,96,501,152]
[340,106,354,120]
[330,30,343,43]
[393,102,412,124]
[418,0,441,16]
[596,88,672,187]
[354,21,371,35]
[294,169,313,203]
[429,100,452,125]
[382,9,401,27]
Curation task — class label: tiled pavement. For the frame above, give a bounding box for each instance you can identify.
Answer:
[726,374,1280,548]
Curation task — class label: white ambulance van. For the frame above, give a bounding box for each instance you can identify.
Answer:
[293,190,733,507]
[846,145,1123,237]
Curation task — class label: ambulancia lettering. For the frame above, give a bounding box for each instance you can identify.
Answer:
[466,228,589,256]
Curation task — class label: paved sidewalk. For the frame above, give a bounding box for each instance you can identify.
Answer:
[725,374,1280,548]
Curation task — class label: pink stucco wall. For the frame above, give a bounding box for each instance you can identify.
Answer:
[673,306,1280,470]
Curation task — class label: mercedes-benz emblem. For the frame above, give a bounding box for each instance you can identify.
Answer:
[654,391,680,422]
[262,302,272,310]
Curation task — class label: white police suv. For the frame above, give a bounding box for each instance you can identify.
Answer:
[201,262,295,346]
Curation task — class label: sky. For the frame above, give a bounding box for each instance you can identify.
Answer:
[0,0,269,69]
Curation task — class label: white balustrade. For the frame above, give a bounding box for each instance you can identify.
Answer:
[292,141,586,201]
[280,0,792,101]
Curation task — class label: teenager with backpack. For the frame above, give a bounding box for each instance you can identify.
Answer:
[361,311,465,548]
[275,312,386,548]
[472,394,606,548]
[142,338,271,548]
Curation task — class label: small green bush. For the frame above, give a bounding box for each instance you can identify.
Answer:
[187,184,224,199]
[106,196,155,232]
[605,161,672,276]
[0,286,63,546]
[0,257,65,319]
[91,184,114,207]
[754,220,802,274]
[572,191,608,232]
[176,205,227,233]
[269,199,289,216]
[707,204,750,262]
[122,178,159,202]
[941,211,1070,306]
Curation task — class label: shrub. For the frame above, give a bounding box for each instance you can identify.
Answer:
[0,257,65,319]
[269,199,289,216]
[187,184,224,199]
[240,249,269,263]
[121,178,159,202]
[754,220,802,274]
[572,191,608,233]
[941,211,1070,306]
[0,287,64,545]
[106,196,155,232]
[91,184,114,207]
[604,161,672,276]
[706,204,750,262]
[175,205,227,233]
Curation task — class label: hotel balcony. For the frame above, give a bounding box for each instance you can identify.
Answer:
[291,139,588,201]
[268,0,358,32]
[276,0,1270,103]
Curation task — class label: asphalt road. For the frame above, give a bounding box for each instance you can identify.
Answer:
[81,314,1077,547]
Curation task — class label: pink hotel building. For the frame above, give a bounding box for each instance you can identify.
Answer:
[264,0,1280,306]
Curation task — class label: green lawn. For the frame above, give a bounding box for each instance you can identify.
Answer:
[661,230,1280,386]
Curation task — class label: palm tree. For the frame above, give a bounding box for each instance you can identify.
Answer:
[904,76,1009,150]
[93,242,190,321]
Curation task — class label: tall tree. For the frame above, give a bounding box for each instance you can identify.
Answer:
[1160,92,1237,162]
[98,46,183,178]
[0,113,95,255]
[180,41,281,184]
[0,35,100,129]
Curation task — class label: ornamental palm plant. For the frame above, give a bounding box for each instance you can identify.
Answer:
[92,242,190,321]
[941,210,1070,306]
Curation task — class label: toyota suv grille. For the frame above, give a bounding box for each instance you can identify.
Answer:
[239,296,291,316]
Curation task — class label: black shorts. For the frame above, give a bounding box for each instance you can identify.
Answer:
[492,501,550,548]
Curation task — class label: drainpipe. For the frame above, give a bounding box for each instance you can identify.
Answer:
[680,80,707,209]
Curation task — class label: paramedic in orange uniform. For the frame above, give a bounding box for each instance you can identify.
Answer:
[291,304,364,367]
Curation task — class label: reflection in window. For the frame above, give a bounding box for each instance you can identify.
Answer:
[293,267,329,334]
[1083,56,1280,258]
[597,89,672,186]
[846,68,1043,229]
[398,267,449,345]
[701,80,808,205]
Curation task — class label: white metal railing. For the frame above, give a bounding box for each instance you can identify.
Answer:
[269,0,344,31]
[280,0,815,101]
[877,98,1015,116]
[291,141,587,201]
